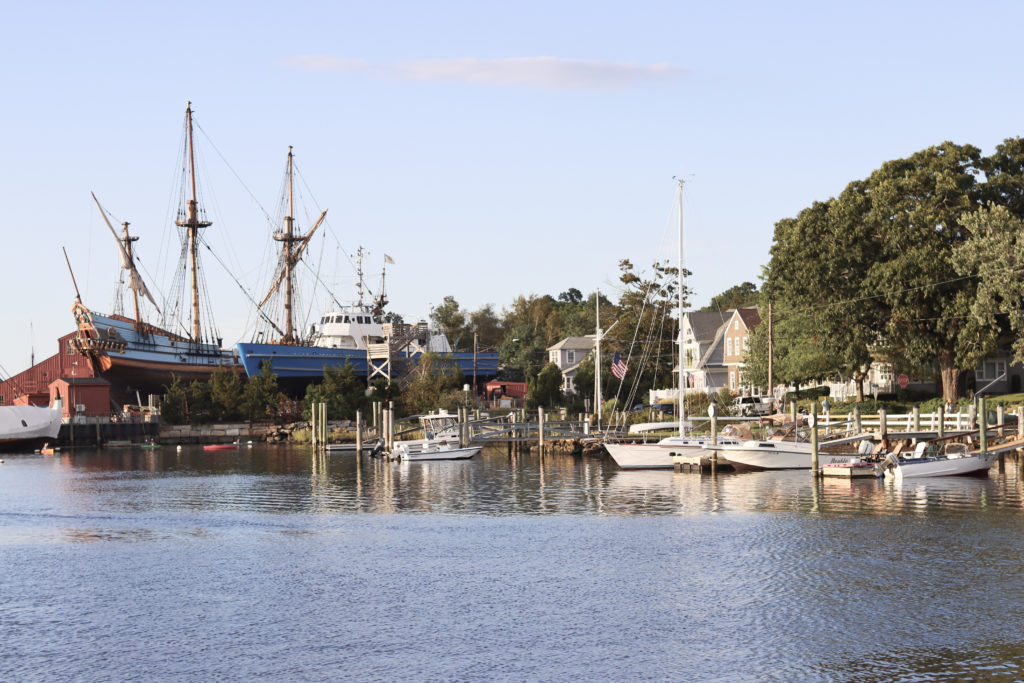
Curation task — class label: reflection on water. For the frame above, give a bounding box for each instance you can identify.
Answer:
[4,444,1023,520]
[3,445,1024,681]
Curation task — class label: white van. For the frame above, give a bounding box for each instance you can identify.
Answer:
[734,396,772,416]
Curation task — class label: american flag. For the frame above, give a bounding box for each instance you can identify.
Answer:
[611,352,628,380]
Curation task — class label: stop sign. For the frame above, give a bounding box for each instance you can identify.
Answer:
[897,373,910,388]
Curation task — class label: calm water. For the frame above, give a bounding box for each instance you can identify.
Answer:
[3,445,1024,681]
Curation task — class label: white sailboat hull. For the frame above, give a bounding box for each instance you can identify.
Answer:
[604,436,736,470]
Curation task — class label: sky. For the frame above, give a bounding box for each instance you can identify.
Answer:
[3,0,1024,374]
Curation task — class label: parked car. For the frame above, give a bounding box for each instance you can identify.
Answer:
[734,396,772,417]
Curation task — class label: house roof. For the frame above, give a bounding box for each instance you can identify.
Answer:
[736,307,761,330]
[683,311,732,342]
[547,335,596,352]
[50,377,111,387]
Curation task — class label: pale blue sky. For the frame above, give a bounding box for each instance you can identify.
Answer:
[3,1,1022,373]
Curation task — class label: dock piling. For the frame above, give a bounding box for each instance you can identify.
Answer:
[356,410,363,457]
[811,401,820,476]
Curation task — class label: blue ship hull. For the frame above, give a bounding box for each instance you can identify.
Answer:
[235,342,499,381]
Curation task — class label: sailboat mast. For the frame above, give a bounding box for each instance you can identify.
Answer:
[122,222,141,325]
[677,179,686,438]
[595,287,602,429]
[283,146,296,341]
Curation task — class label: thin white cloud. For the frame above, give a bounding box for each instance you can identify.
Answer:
[285,55,686,90]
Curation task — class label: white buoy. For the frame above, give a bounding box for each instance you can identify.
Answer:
[176,445,182,452]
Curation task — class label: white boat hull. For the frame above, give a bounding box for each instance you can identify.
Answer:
[884,452,997,479]
[604,436,737,470]
[0,401,63,450]
[715,440,861,470]
[397,445,481,461]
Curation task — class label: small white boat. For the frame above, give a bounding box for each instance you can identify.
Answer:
[391,411,480,461]
[881,441,998,479]
[393,439,481,461]
[604,435,740,470]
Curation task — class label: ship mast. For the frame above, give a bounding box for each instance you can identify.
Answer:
[174,102,212,342]
[257,147,328,344]
[273,146,300,342]
[121,222,141,325]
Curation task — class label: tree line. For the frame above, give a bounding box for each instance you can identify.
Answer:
[743,138,1024,402]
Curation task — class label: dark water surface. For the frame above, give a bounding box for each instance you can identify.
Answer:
[3,445,1024,681]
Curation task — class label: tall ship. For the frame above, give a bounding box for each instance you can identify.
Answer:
[69,102,237,397]
[235,149,498,385]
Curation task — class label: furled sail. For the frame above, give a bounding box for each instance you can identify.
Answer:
[91,192,161,313]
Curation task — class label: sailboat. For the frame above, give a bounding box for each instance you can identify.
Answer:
[70,102,237,396]
[603,181,738,470]
[235,151,498,384]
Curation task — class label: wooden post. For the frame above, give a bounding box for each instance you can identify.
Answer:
[968,403,977,430]
[790,400,797,429]
[879,408,888,441]
[538,406,545,451]
[853,405,862,434]
[979,396,988,454]
[997,403,1005,436]
[356,410,363,456]
[311,402,317,449]
[710,409,719,469]
[1018,406,1024,439]
[811,401,819,475]
[938,409,945,438]
[912,405,920,433]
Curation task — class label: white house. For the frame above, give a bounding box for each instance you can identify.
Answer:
[546,335,596,395]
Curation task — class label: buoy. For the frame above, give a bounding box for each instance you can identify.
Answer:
[176,445,182,452]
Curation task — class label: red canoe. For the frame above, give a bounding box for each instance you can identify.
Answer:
[203,444,238,451]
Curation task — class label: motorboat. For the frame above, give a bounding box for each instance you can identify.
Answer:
[880,440,998,479]
[710,426,873,470]
[393,440,481,461]
[391,411,480,461]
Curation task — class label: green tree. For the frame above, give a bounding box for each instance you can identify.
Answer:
[700,282,759,312]
[468,304,503,349]
[754,142,989,403]
[302,363,367,420]
[527,362,563,408]
[400,352,464,414]
[186,379,214,423]
[244,363,281,422]
[159,375,187,425]
[430,296,468,351]
[953,204,1024,364]
[209,367,245,421]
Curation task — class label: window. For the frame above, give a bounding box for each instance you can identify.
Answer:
[729,371,736,390]
[734,320,739,330]
[726,338,733,356]
[742,336,749,352]
[977,360,1007,381]
[567,350,575,364]
[550,351,559,364]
